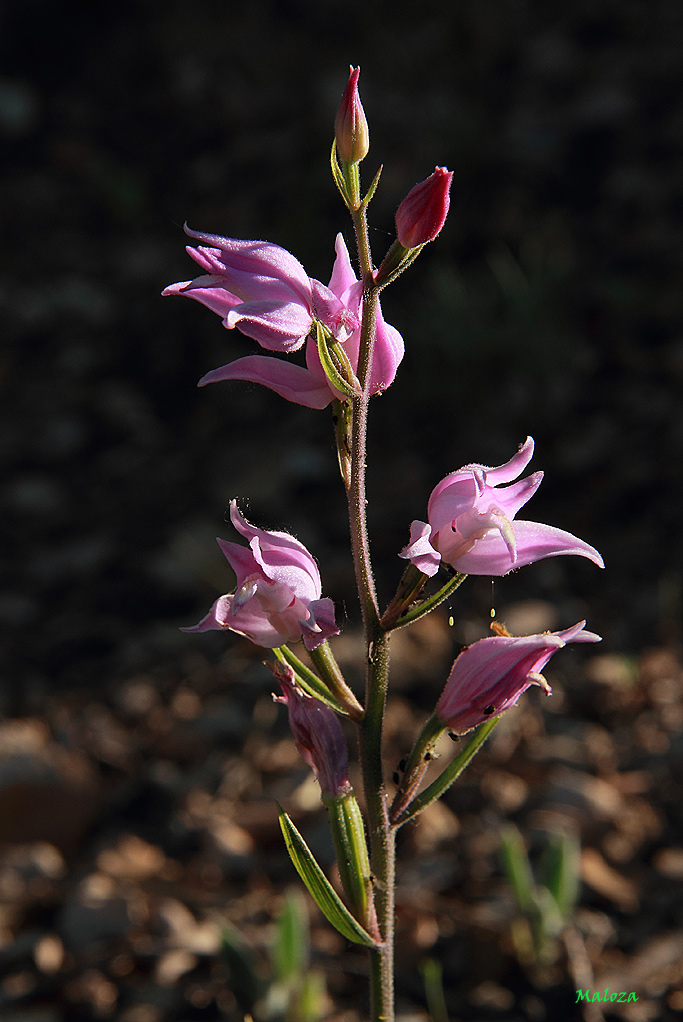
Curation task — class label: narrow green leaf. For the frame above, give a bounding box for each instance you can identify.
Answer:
[316,322,361,399]
[330,140,349,204]
[360,163,383,210]
[273,888,309,982]
[500,824,536,913]
[539,831,580,919]
[278,807,377,948]
[274,646,349,716]
[394,716,499,826]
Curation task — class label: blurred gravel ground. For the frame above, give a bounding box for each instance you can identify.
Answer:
[1,0,682,1019]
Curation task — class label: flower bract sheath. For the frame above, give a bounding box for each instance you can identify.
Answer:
[164,231,403,408]
[395,167,453,248]
[335,66,369,165]
[437,621,602,734]
[273,663,351,798]
[400,437,604,576]
[183,501,339,650]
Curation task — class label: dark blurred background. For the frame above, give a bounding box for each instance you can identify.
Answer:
[1,1,682,1020]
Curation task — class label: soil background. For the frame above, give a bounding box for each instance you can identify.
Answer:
[1,2,683,1021]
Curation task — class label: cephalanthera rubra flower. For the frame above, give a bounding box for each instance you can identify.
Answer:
[165,231,403,409]
[400,437,604,576]
[437,621,601,734]
[273,663,351,798]
[395,166,453,248]
[335,66,369,165]
[183,501,338,650]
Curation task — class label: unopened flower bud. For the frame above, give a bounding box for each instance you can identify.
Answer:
[395,166,453,248]
[273,663,351,798]
[335,66,369,165]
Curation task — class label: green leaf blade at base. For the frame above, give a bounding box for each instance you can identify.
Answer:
[278,807,377,948]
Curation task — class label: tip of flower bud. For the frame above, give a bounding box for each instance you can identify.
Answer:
[395,166,453,248]
[335,65,369,165]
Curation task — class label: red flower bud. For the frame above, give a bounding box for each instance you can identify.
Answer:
[395,166,453,248]
[335,66,369,165]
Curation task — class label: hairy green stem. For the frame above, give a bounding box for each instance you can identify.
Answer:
[345,202,395,1021]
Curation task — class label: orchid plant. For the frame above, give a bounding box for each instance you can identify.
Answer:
[165,68,603,1021]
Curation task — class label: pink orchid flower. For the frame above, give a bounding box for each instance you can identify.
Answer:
[183,501,339,650]
[437,621,602,734]
[272,662,351,798]
[400,437,604,576]
[164,230,404,409]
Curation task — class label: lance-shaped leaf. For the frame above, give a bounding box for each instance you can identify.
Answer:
[278,807,377,948]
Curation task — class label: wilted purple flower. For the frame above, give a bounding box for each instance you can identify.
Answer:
[395,167,453,248]
[436,621,602,734]
[183,501,339,650]
[165,232,403,409]
[335,66,369,165]
[273,662,351,797]
[400,437,604,576]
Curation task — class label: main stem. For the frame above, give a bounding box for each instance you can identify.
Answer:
[347,202,395,1021]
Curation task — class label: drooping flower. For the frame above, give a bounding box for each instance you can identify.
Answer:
[164,231,403,409]
[183,501,339,650]
[335,66,369,165]
[436,621,602,734]
[395,167,453,248]
[272,662,351,797]
[400,437,604,576]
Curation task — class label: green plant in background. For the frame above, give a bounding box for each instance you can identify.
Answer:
[500,824,580,975]
[220,889,327,1022]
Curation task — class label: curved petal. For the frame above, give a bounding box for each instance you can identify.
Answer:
[229,502,322,601]
[479,471,543,519]
[369,304,405,393]
[447,519,605,575]
[427,471,481,535]
[302,597,340,650]
[183,226,313,307]
[198,355,333,409]
[328,233,358,297]
[162,276,241,319]
[399,520,441,576]
[226,300,312,352]
[483,436,535,484]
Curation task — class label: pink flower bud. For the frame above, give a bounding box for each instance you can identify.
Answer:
[272,663,351,798]
[335,66,369,165]
[395,166,453,248]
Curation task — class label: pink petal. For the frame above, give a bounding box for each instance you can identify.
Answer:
[226,300,312,352]
[197,355,333,409]
[484,436,535,484]
[328,233,358,297]
[399,520,441,576]
[302,597,341,650]
[162,276,241,319]
[447,519,605,575]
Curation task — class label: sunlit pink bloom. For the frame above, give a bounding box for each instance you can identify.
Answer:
[196,233,404,408]
[395,167,453,248]
[400,437,604,576]
[272,662,351,797]
[335,65,369,165]
[437,621,601,734]
[183,501,338,650]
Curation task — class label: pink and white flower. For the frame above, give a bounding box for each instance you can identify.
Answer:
[436,621,602,734]
[183,501,339,650]
[400,437,604,576]
[164,230,403,408]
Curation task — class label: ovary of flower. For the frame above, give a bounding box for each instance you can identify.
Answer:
[182,501,339,650]
[400,437,604,576]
